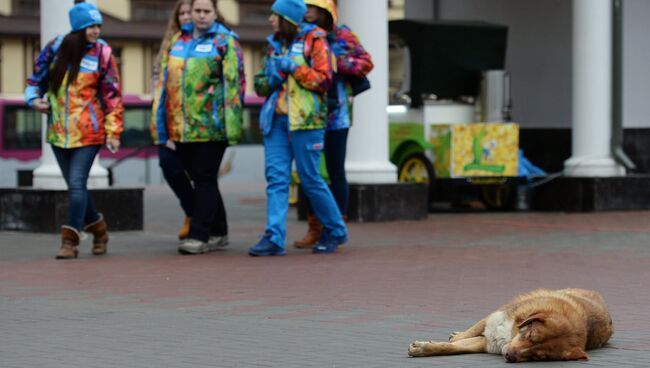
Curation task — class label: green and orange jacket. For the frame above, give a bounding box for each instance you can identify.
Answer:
[151,22,245,145]
[25,36,123,148]
[254,22,333,134]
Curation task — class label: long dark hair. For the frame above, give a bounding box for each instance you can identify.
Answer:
[275,17,298,44]
[49,30,88,93]
[311,7,333,32]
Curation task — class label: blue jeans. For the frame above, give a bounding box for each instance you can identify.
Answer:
[52,145,101,231]
[158,145,193,217]
[264,116,346,248]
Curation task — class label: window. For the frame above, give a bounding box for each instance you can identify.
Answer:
[239,4,272,26]
[2,105,41,150]
[121,105,153,148]
[388,34,410,104]
[110,46,123,82]
[132,0,175,22]
[24,38,41,92]
[12,0,39,16]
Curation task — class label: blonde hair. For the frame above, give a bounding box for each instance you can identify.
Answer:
[156,0,191,65]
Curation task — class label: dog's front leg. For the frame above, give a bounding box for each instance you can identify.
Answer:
[449,317,488,342]
[409,336,488,357]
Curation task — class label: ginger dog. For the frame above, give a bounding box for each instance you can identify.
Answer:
[408,288,613,362]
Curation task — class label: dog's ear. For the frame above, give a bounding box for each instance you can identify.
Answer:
[563,347,589,361]
[517,312,547,329]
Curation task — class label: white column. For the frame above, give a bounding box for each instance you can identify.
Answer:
[564,0,625,177]
[338,0,396,183]
[33,0,109,189]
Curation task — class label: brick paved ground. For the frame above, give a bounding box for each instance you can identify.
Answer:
[1,182,650,367]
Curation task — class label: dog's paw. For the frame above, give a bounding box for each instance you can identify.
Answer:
[449,331,463,342]
[408,340,431,357]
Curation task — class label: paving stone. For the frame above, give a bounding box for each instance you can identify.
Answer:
[1,183,650,367]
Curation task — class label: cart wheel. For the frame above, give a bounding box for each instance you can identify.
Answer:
[479,184,516,210]
[398,152,435,202]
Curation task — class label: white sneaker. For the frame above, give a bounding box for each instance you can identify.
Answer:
[178,238,207,254]
[207,235,229,251]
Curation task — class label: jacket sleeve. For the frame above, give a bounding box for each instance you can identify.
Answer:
[335,27,374,77]
[99,46,124,140]
[222,33,245,145]
[24,37,59,107]
[235,36,246,104]
[254,46,279,98]
[150,33,175,145]
[292,34,332,93]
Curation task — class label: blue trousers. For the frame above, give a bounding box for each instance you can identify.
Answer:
[52,145,101,231]
[264,116,347,248]
[305,128,349,217]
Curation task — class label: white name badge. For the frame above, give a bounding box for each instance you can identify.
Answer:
[80,58,98,71]
[291,43,304,55]
[195,44,213,53]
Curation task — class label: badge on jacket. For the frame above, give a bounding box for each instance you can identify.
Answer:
[80,57,98,72]
[290,42,304,55]
[195,44,213,53]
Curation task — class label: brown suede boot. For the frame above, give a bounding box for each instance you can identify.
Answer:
[83,214,109,255]
[178,217,191,240]
[56,226,80,259]
[293,213,323,249]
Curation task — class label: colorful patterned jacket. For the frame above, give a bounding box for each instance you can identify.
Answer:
[151,22,245,145]
[25,36,123,148]
[254,22,332,135]
[326,25,373,131]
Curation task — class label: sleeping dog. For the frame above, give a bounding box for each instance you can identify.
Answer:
[408,288,613,362]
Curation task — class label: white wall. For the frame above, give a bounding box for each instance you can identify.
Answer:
[406,0,650,129]
[433,0,573,128]
[404,0,434,20]
[623,0,650,128]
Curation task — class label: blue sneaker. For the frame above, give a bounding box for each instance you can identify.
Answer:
[312,234,347,254]
[248,234,286,257]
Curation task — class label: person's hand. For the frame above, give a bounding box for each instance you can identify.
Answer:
[32,98,50,114]
[165,140,176,151]
[330,40,345,56]
[106,138,120,154]
[266,58,286,89]
[275,56,298,74]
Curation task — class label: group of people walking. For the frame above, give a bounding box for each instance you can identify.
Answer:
[24,0,373,259]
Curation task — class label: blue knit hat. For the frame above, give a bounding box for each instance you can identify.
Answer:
[271,0,307,25]
[69,3,103,33]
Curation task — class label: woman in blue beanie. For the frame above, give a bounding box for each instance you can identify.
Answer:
[250,0,348,256]
[25,2,123,259]
[293,0,374,249]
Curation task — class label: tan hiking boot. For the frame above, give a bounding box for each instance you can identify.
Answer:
[293,213,323,249]
[56,225,80,259]
[84,213,109,255]
[178,217,191,240]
